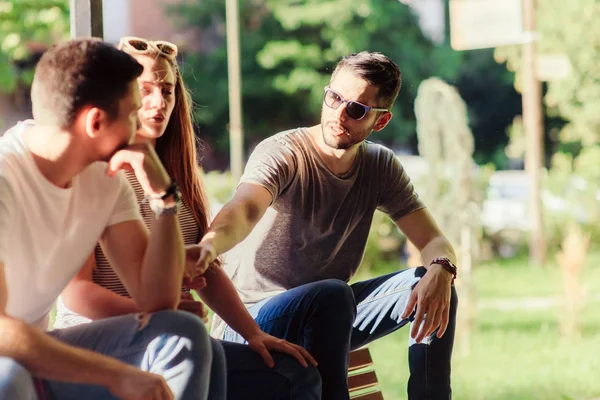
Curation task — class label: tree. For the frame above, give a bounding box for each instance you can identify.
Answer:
[171,0,462,163]
[495,0,600,151]
[0,0,69,93]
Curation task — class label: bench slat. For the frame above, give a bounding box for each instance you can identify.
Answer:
[348,371,379,392]
[350,390,384,400]
[349,347,374,372]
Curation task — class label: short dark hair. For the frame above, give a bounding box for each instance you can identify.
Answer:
[331,52,402,109]
[31,38,143,129]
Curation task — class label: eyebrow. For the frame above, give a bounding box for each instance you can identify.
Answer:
[140,80,175,88]
[329,87,374,107]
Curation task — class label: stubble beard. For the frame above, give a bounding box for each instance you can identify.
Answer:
[321,121,372,150]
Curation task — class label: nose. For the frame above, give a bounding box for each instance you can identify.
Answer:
[149,87,165,110]
[333,101,348,121]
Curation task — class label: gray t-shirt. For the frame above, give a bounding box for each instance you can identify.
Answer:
[212,128,424,337]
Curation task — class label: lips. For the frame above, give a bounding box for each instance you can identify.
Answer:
[148,115,165,123]
[329,124,348,136]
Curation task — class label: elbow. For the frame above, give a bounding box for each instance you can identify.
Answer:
[0,315,31,357]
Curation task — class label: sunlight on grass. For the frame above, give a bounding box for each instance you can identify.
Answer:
[361,250,600,400]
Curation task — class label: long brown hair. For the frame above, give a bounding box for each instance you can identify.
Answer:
[124,46,212,243]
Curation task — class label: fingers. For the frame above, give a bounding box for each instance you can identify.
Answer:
[255,344,275,368]
[180,291,194,301]
[178,300,206,318]
[418,308,438,343]
[194,262,210,278]
[161,381,174,400]
[437,307,450,338]
[290,343,318,367]
[275,342,308,368]
[411,301,425,340]
[401,290,418,320]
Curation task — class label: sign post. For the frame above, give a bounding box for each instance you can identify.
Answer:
[70,0,103,39]
[450,0,547,265]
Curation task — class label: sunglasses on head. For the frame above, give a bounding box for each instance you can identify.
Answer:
[118,36,178,59]
[323,86,388,120]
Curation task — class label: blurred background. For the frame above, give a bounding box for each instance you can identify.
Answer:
[1,0,599,399]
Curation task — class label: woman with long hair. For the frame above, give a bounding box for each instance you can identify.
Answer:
[54,36,320,400]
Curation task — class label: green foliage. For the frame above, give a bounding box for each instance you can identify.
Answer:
[0,0,69,92]
[495,0,600,148]
[171,0,462,156]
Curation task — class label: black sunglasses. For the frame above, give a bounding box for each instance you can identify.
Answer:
[323,86,388,120]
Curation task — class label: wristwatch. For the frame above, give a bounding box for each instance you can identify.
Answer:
[147,180,182,218]
[429,257,457,284]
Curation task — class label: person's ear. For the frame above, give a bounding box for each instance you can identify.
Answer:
[84,107,106,139]
[373,111,393,132]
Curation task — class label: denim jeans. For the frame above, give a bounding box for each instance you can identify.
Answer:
[0,311,321,400]
[217,340,321,400]
[223,267,458,400]
[1,310,213,400]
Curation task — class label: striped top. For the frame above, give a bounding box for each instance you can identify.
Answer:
[53,171,200,329]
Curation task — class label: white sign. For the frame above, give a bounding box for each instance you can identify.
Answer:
[450,0,527,51]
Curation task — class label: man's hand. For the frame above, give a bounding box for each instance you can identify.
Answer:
[245,331,318,369]
[184,243,217,282]
[401,264,453,343]
[108,366,173,400]
[178,292,208,323]
[106,142,171,196]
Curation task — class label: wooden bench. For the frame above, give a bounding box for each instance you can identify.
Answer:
[348,347,384,400]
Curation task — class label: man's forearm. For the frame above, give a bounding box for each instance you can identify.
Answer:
[141,214,184,311]
[201,200,259,256]
[420,236,457,268]
[197,265,260,340]
[0,315,127,387]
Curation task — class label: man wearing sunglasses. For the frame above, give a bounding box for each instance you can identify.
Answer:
[192,52,458,399]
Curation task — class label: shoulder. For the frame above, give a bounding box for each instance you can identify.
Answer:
[254,128,306,153]
[362,141,399,168]
[0,122,34,199]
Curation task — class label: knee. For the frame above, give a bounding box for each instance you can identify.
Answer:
[148,310,212,365]
[315,279,356,320]
[289,364,322,400]
[0,358,36,400]
[269,355,322,400]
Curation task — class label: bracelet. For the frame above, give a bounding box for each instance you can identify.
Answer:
[430,257,457,284]
[147,180,181,202]
[146,181,182,218]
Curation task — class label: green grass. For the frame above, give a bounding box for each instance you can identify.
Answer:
[472,250,600,300]
[364,250,600,400]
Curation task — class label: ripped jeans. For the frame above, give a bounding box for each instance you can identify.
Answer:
[223,267,458,400]
[0,310,213,400]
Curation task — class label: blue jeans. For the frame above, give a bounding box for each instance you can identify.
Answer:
[223,267,458,400]
[216,340,321,400]
[0,312,321,400]
[1,310,212,400]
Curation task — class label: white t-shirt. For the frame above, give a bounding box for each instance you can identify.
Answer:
[0,121,141,329]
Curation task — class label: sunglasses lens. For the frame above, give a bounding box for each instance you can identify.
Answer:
[346,102,367,120]
[157,43,176,56]
[128,39,148,51]
[324,90,340,108]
